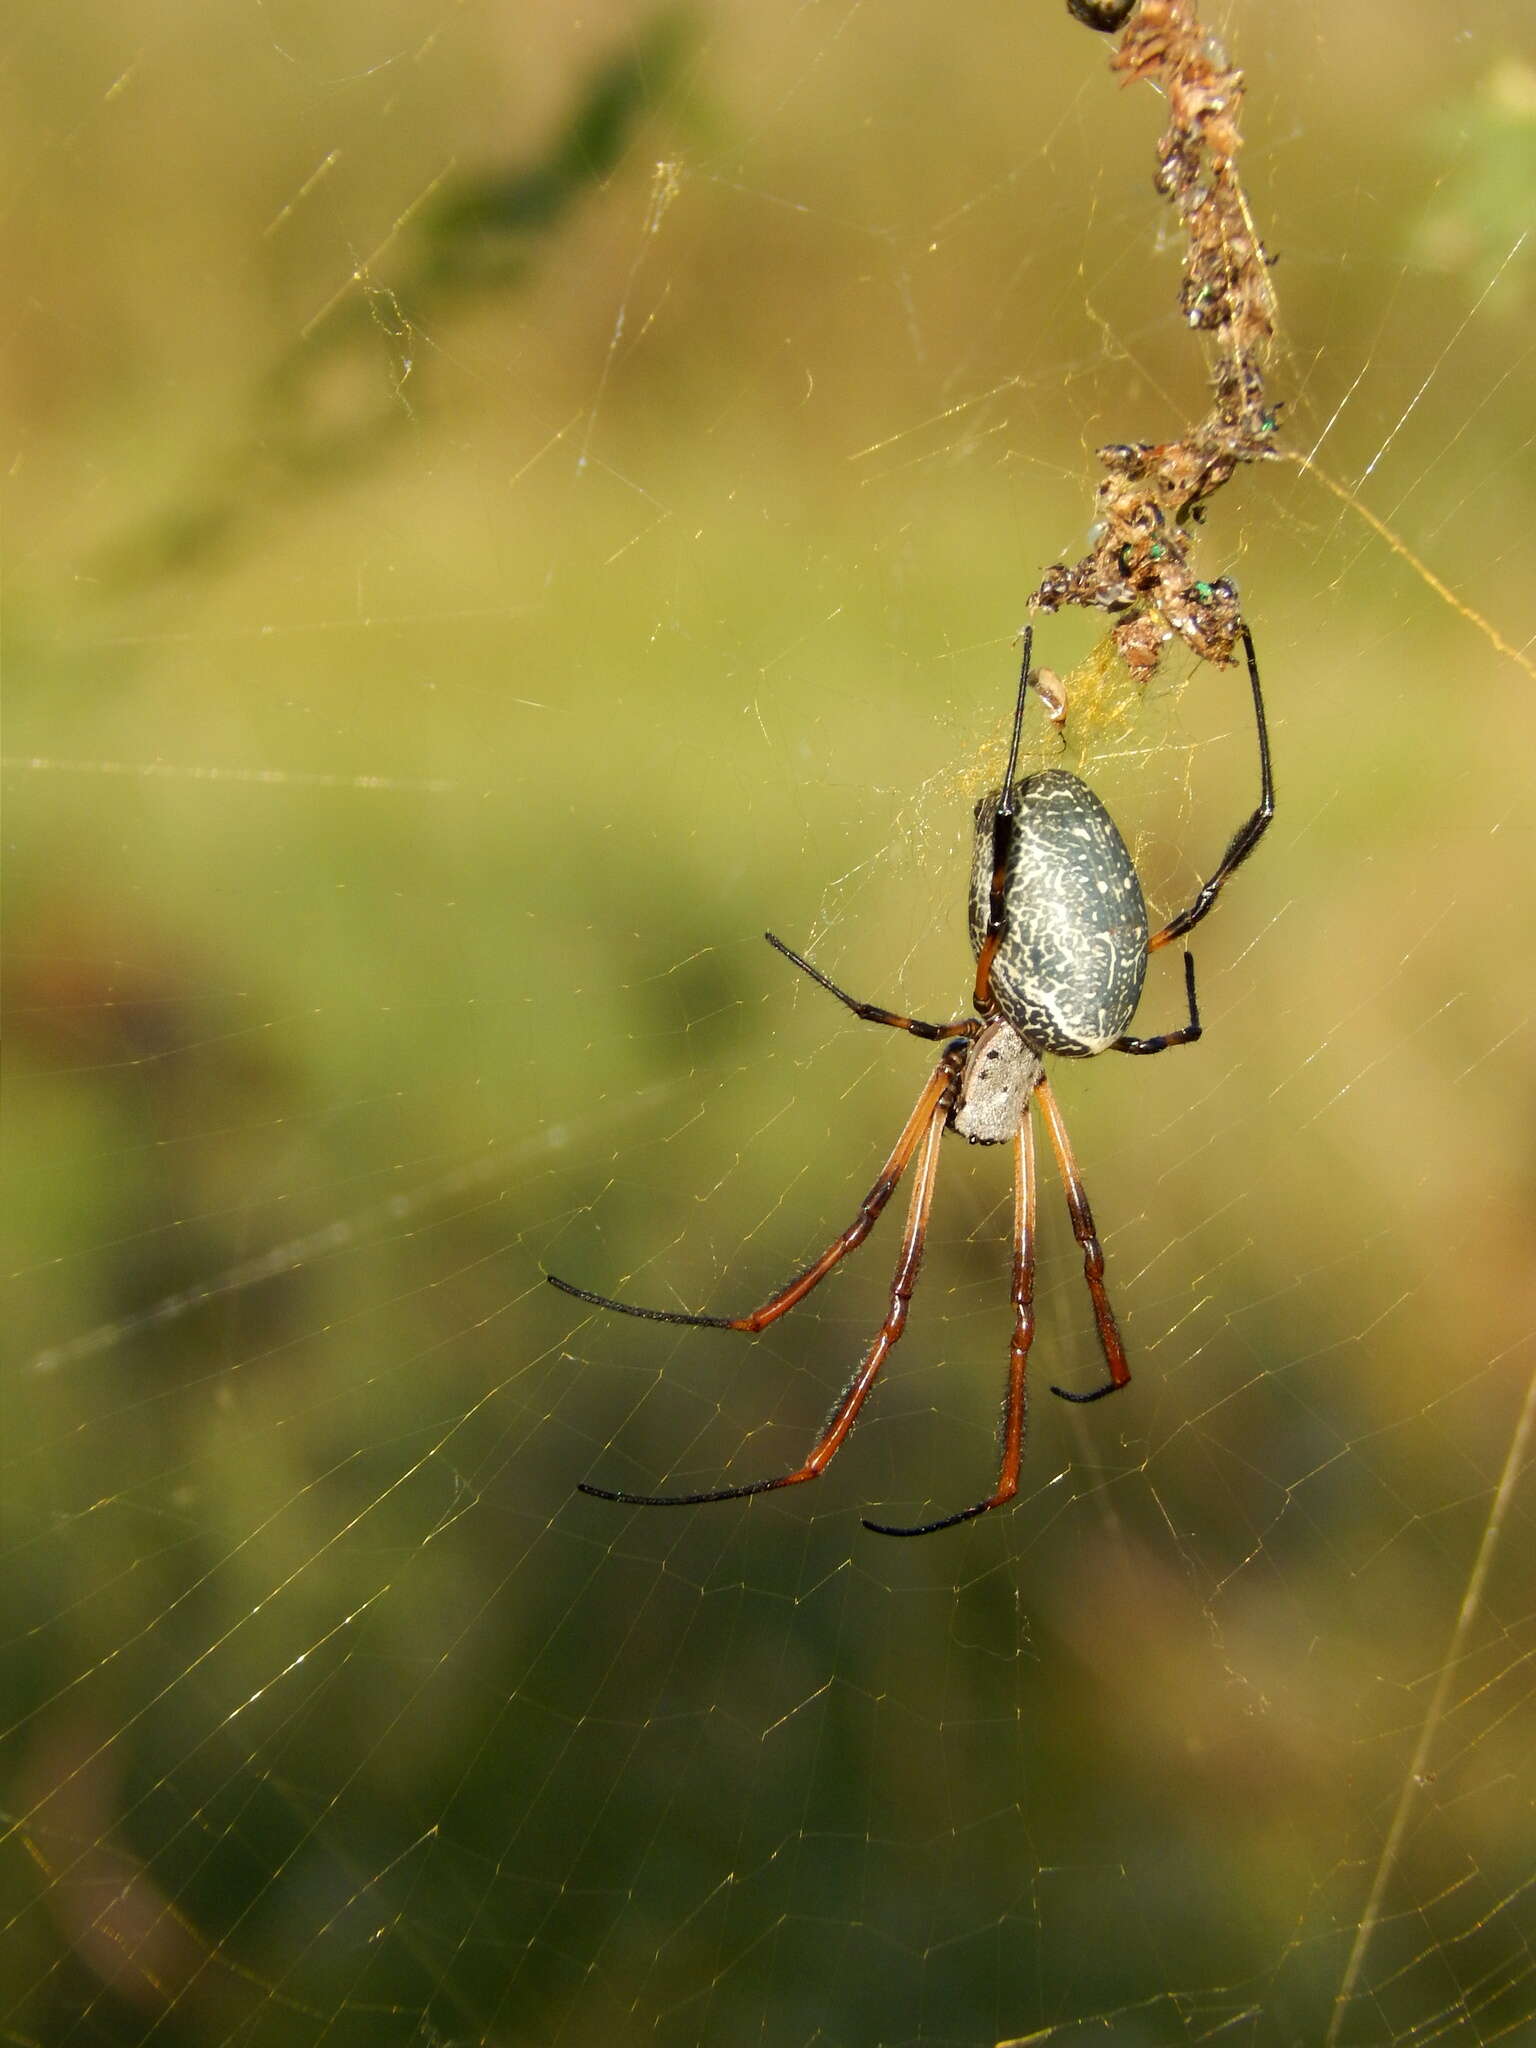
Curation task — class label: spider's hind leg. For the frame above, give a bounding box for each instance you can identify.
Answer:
[1114,951,1201,1056]
[1148,622,1274,951]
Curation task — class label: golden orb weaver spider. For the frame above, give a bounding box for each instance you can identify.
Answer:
[553,616,1273,1536]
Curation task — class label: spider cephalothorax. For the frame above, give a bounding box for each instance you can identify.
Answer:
[554,621,1273,1535]
[949,1021,1040,1146]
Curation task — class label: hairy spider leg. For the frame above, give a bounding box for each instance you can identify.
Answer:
[1114,949,1201,1055]
[764,931,976,1042]
[1034,1073,1131,1404]
[973,626,1035,1016]
[549,1054,961,1334]
[865,1105,1039,1537]
[1149,624,1274,950]
[574,1065,954,1509]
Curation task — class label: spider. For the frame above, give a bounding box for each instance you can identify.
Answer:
[553,615,1273,1536]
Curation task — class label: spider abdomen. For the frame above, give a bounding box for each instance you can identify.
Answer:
[970,770,1148,1055]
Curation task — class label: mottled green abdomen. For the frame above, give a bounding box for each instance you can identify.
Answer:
[970,771,1148,1056]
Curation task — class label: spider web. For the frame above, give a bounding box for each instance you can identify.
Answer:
[5,3,1535,2044]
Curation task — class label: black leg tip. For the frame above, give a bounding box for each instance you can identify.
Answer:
[547,1275,735,1329]
[1049,1379,1125,1404]
[862,1499,1002,1538]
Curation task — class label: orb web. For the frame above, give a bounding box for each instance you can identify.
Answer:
[5,5,1534,2045]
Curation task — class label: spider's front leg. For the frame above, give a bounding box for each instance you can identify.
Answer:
[570,1051,961,1511]
[864,1104,1040,1538]
[1033,1073,1131,1405]
[549,1052,960,1336]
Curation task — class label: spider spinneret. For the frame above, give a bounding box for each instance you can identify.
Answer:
[553,616,1273,1536]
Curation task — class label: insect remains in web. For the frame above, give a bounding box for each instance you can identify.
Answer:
[552,621,1274,1536]
[1038,0,1285,679]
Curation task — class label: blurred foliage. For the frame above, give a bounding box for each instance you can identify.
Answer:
[423,9,694,281]
[105,7,695,580]
[1408,57,1536,303]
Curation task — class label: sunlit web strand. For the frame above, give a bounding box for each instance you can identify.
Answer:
[23,1085,676,1378]
[3,756,458,794]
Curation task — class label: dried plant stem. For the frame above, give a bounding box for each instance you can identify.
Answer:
[1036,0,1282,677]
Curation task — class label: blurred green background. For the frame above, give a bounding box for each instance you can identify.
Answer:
[4,3,1534,2043]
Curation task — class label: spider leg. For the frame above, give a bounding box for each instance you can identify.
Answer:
[1035,1073,1131,1404]
[1148,624,1274,951]
[576,1073,952,1510]
[972,802,1018,1016]
[1113,951,1202,1055]
[765,931,977,1042]
[974,629,1036,1016]
[864,1100,1038,1537]
[550,1053,960,1333]
[972,918,1008,1017]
